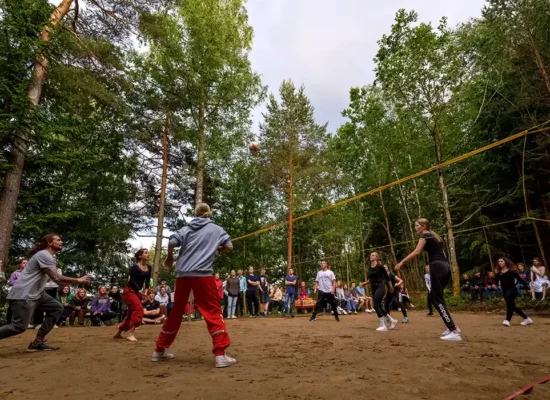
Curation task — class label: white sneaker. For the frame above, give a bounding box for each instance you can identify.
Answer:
[441,327,461,337]
[441,331,462,341]
[27,324,34,329]
[54,325,59,329]
[369,309,374,313]
[389,318,397,330]
[502,320,510,327]
[35,324,41,330]
[215,353,237,368]
[151,350,175,362]
[376,325,388,332]
[520,318,533,326]
[342,310,347,315]
[354,311,357,315]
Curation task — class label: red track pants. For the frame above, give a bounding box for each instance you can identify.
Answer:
[118,287,144,331]
[155,276,230,356]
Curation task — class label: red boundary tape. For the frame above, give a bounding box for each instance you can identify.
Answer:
[505,375,550,400]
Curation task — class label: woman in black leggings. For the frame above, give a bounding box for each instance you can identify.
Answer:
[395,218,462,341]
[368,252,397,332]
[384,266,409,323]
[495,257,533,327]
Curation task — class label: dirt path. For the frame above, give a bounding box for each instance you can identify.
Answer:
[0,312,548,400]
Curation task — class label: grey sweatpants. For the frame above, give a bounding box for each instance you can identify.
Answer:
[0,291,63,341]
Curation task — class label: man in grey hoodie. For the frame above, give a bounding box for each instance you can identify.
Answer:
[152,203,236,368]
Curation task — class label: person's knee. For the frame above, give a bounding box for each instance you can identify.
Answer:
[11,320,27,334]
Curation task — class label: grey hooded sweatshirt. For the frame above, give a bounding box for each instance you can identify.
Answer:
[169,217,232,278]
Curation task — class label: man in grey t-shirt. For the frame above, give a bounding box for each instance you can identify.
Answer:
[0,234,91,352]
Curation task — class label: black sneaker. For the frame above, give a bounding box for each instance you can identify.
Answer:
[310,315,317,322]
[335,316,340,322]
[27,342,60,352]
[290,314,295,318]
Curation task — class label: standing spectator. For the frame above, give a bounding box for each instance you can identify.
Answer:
[530,258,549,301]
[335,281,347,315]
[222,274,229,319]
[108,286,123,322]
[484,271,501,299]
[6,259,28,324]
[246,266,260,318]
[460,273,471,301]
[55,286,73,327]
[517,263,529,297]
[343,284,357,314]
[91,286,116,326]
[226,270,240,319]
[471,271,485,302]
[259,267,270,317]
[142,291,166,324]
[155,279,172,295]
[214,273,224,316]
[70,288,90,326]
[269,284,284,314]
[155,286,171,316]
[236,269,247,317]
[425,265,434,315]
[283,268,297,318]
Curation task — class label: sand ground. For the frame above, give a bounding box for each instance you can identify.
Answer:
[0,311,549,400]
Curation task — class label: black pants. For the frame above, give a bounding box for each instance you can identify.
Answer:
[223,295,228,318]
[269,300,283,312]
[56,306,72,325]
[313,291,339,318]
[372,283,389,318]
[471,287,484,302]
[91,311,117,326]
[385,291,407,318]
[427,292,434,314]
[236,292,245,316]
[429,261,456,331]
[246,291,259,316]
[33,287,58,325]
[503,288,527,321]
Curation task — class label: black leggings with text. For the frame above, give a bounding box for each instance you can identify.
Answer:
[429,261,456,331]
[372,283,388,318]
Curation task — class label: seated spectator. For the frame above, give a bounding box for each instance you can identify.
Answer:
[335,281,347,315]
[517,263,529,297]
[354,282,367,311]
[359,282,374,313]
[484,271,501,299]
[142,291,166,324]
[530,258,549,301]
[108,286,123,322]
[70,288,90,326]
[471,271,485,302]
[155,285,171,316]
[91,286,117,326]
[55,285,73,327]
[155,279,172,295]
[460,273,471,300]
[269,284,284,314]
[297,281,310,299]
[343,283,357,314]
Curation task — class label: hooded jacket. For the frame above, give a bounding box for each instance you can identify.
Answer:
[169,217,232,278]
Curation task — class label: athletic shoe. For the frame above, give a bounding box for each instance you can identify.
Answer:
[290,314,295,318]
[27,324,34,329]
[376,325,388,332]
[502,320,510,327]
[335,316,340,322]
[426,312,434,316]
[354,311,357,315]
[369,309,374,313]
[249,315,256,318]
[53,325,59,329]
[402,317,409,323]
[310,315,317,322]
[440,332,462,341]
[34,324,41,330]
[215,353,237,368]
[342,310,347,315]
[441,327,461,336]
[27,342,60,352]
[152,350,175,362]
[389,319,397,330]
[520,318,533,326]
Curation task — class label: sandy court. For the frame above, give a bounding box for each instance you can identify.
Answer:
[0,311,549,400]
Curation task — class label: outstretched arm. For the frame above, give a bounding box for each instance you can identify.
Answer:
[44,268,91,286]
[396,239,426,270]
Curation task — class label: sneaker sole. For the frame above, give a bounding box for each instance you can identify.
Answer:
[152,357,173,362]
[440,337,462,341]
[216,362,237,368]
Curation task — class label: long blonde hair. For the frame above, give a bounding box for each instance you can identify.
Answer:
[416,218,443,244]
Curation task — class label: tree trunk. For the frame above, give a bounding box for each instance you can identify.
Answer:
[152,114,170,288]
[379,191,397,264]
[434,130,460,296]
[409,154,422,218]
[0,0,73,266]
[482,227,494,272]
[356,202,368,282]
[287,143,294,272]
[195,103,206,204]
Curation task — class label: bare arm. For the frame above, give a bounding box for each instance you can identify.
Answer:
[45,268,90,286]
[394,275,404,287]
[218,245,233,254]
[331,279,336,294]
[396,239,426,270]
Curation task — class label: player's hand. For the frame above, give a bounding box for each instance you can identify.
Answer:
[395,262,403,271]
[77,275,92,285]
[164,255,174,268]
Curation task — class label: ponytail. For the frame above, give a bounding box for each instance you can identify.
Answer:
[29,233,58,256]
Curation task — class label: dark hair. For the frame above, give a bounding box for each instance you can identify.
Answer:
[58,285,70,296]
[134,248,148,262]
[29,233,59,256]
[498,257,517,273]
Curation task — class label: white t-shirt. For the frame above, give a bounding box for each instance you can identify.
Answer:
[316,270,336,293]
[155,293,170,305]
[424,273,431,291]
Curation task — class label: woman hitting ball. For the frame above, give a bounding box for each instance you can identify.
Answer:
[395,218,462,341]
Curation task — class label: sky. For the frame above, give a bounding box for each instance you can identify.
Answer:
[130,0,488,251]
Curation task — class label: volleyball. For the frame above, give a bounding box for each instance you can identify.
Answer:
[249,141,260,152]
